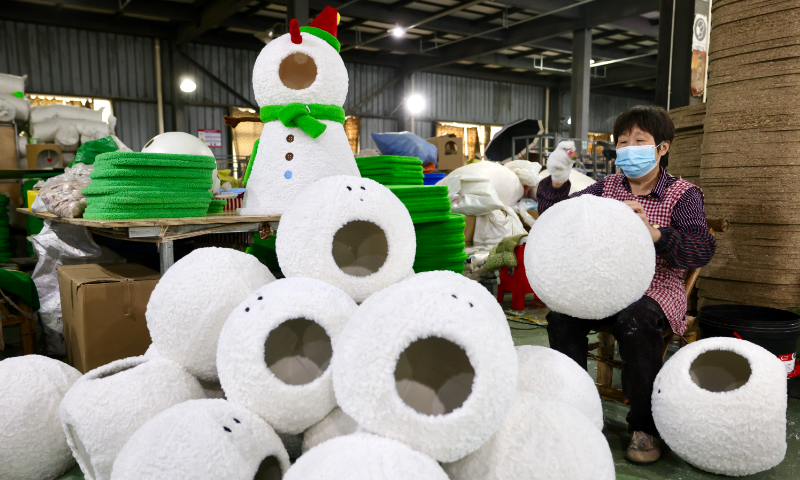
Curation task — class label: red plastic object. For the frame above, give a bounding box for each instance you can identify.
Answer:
[496,243,537,311]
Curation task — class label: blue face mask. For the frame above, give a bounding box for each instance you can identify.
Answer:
[615,143,662,179]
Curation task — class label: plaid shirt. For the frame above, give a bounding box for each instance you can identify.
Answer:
[537,169,716,270]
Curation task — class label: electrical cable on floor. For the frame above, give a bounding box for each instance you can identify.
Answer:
[506,314,547,331]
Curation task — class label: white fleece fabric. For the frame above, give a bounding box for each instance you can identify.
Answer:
[652,337,787,476]
[217,278,357,434]
[0,355,81,480]
[0,73,26,94]
[59,356,206,480]
[110,399,289,480]
[31,119,111,143]
[302,407,359,454]
[0,94,30,122]
[444,392,615,480]
[146,247,275,381]
[332,271,518,462]
[276,176,416,303]
[241,31,358,216]
[30,104,104,124]
[515,345,604,430]
[285,432,449,480]
[524,195,655,319]
[444,160,524,206]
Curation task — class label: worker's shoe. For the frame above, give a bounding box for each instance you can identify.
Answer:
[626,431,661,464]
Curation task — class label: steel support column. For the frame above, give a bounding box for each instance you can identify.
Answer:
[570,28,591,140]
[287,0,309,26]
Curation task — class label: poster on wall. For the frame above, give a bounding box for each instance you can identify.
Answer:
[691,13,709,97]
[198,129,222,148]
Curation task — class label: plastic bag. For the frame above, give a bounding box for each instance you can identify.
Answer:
[443,160,523,206]
[474,207,526,244]
[30,221,125,356]
[439,175,506,216]
[72,136,129,166]
[38,164,94,218]
[371,131,438,167]
[513,198,537,228]
[504,160,542,187]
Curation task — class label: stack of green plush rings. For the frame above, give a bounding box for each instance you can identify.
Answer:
[82,152,217,220]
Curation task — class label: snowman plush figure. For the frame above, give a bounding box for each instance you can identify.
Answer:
[239,6,360,216]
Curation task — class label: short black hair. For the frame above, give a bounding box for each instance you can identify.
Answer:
[612,105,675,168]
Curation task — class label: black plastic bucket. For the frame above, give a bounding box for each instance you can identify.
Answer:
[698,305,800,379]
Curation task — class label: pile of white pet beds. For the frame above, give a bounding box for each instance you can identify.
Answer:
[0,175,788,480]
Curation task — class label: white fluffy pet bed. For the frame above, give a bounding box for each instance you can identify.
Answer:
[240,29,359,216]
[146,247,275,381]
[111,399,289,480]
[0,355,81,480]
[516,345,603,430]
[332,271,518,462]
[285,432,448,480]
[59,356,206,480]
[301,407,359,454]
[217,277,357,434]
[444,392,615,480]
[276,176,416,303]
[653,337,787,476]
[525,195,655,319]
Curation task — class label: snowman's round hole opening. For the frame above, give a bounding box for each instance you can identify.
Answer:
[394,336,475,416]
[66,423,96,480]
[253,455,282,480]
[332,221,388,277]
[690,349,752,392]
[264,318,332,386]
[279,53,317,90]
[445,141,458,155]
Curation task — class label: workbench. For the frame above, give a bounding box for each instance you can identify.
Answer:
[18,209,279,274]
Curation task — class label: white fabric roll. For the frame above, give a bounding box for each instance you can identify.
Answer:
[302,407,359,454]
[653,337,787,476]
[525,195,655,319]
[59,356,206,480]
[0,94,31,122]
[285,432,449,480]
[0,97,16,123]
[218,277,357,434]
[276,175,416,303]
[0,355,81,480]
[0,73,26,94]
[30,104,103,124]
[332,271,518,462]
[55,123,80,150]
[146,247,276,382]
[31,119,111,143]
[444,392,615,480]
[111,399,290,480]
[516,345,604,430]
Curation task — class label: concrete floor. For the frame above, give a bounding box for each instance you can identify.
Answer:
[54,299,800,479]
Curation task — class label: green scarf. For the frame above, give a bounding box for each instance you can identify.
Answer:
[244,103,345,187]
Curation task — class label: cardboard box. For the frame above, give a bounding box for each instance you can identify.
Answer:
[57,263,160,373]
[26,144,63,169]
[464,215,476,246]
[0,125,18,170]
[427,134,466,172]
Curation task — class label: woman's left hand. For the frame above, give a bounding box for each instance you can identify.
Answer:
[623,200,662,243]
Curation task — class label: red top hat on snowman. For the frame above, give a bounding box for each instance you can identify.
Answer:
[289,6,341,52]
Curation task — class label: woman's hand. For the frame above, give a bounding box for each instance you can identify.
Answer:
[623,200,661,243]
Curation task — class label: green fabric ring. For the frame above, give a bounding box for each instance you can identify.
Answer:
[91,167,213,180]
[84,208,210,220]
[86,177,213,189]
[95,152,217,168]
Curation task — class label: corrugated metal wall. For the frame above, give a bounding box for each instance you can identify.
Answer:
[561,91,654,133]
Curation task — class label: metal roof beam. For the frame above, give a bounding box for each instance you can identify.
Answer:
[174,0,253,45]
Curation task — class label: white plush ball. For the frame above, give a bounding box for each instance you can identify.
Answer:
[525,195,655,319]
[141,131,214,156]
[653,337,787,476]
[217,278,357,434]
[302,407,359,454]
[111,399,289,480]
[285,433,448,480]
[332,271,517,462]
[60,356,206,480]
[0,356,81,480]
[276,176,416,303]
[444,392,615,480]
[516,345,603,430]
[146,247,275,381]
[252,32,348,108]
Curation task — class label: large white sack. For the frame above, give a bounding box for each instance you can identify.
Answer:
[55,124,80,150]
[0,94,31,122]
[0,98,14,123]
[31,119,110,143]
[30,104,103,124]
[0,73,26,94]
[442,161,524,206]
[539,168,597,194]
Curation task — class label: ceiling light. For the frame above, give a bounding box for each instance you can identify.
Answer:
[180,78,197,93]
[406,94,424,114]
[391,26,405,38]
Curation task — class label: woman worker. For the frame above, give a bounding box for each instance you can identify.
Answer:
[537,105,716,464]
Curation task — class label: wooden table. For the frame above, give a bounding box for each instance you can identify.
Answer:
[18,209,280,273]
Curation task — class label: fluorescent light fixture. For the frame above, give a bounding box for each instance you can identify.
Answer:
[391,26,405,38]
[406,94,424,114]
[567,117,572,125]
[180,78,197,93]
